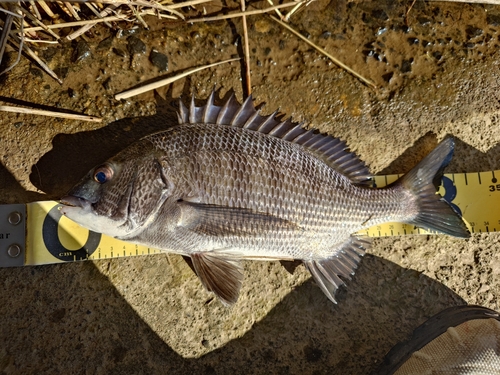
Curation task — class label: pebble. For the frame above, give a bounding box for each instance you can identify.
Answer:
[97,36,113,51]
[401,59,413,73]
[486,14,500,26]
[73,40,91,63]
[320,31,331,39]
[382,72,393,83]
[465,26,483,39]
[112,48,128,58]
[29,67,43,79]
[127,36,146,55]
[149,49,168,71]
[371,9,389,21]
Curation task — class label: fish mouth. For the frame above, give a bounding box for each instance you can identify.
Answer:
[60,195,91,210]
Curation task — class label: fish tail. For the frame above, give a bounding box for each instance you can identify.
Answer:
[399,138,470,238]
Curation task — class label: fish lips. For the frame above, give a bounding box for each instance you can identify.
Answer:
[60,195,91,210]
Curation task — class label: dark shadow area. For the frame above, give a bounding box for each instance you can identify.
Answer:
[379,132,500,176]
[0,161,44,204]
[30,88,269,200]
[29,92,178,199]
[0,253,466,375]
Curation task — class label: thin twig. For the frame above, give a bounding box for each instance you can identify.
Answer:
[28,0,41,20]
[406,0,417,25]
[283,0,308,22]
[18,7,129,36]
[8,35,62,83]
[265,0,284,20]
[128,4,149,29]
[188,2,301,23]
[0,10,14,70]
[84,1,113,28]
[0,5,23,76]
[17,5,61,39]
[0,0,187,18]
[240,0,251,96]
[115,58,240,100]
[21,38,58,44]
[63,2,81,20]
[66,4,119,40]
[271,16,377,90]
[164,0,215,9]
[0,105,102,122]
[36,0,56,18]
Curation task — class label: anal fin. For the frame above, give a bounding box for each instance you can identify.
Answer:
[191,253,243,306]
[304,237,370,303]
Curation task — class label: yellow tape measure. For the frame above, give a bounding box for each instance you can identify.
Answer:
[361,171,499,237]
[0,171,498,267]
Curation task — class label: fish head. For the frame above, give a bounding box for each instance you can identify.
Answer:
[60,140,170,238]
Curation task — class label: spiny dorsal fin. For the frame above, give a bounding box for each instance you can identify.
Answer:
[178,91,371,184]
[303,237,370,303]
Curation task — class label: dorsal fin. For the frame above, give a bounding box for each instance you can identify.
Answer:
[178,91,371,184]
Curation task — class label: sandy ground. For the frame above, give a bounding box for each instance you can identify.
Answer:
[0,0,500,373]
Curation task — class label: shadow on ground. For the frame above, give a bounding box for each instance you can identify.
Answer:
[0,253,465,375]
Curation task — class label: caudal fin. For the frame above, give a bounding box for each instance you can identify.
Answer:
[399,138,470,238]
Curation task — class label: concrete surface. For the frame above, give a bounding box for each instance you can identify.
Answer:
[0,0,500,373]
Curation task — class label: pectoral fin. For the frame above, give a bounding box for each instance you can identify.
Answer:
[179,201,300,237]
[304,237,370,303]
[191,252,243,306]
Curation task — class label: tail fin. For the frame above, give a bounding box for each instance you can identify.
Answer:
[399,138,470,238]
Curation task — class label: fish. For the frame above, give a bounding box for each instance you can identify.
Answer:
[60,91,470,305]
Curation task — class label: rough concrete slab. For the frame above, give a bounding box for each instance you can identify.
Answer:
[0,0,499,373]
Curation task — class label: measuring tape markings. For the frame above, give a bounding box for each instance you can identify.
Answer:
[1,171,498,267]
[25,201,161,266]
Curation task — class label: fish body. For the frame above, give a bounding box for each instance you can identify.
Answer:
[61,92,469,305]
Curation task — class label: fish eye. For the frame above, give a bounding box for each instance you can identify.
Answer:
[93,165,113,184]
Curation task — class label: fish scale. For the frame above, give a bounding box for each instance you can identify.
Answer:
[60,92,470,305]
[155,124,363,235]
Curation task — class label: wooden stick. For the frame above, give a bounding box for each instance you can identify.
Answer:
[188,2,301,22]
[163,0,215,9]
[36,0,55,18]
[28,0,42,20]
[115,58,240,100]
[63,2,81,20]
[0,105,102,122]
[271,16,377,90]
[265,0,284,20]
[240,0,251,96]
[21,15,127,33]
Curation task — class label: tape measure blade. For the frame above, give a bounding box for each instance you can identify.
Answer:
[25,201,162,266]
[0,204,26,267]
[455,171,500,234]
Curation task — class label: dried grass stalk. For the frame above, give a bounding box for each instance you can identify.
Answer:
[271,15,377,89]
[0,105,102,122]
[115,58,240,100]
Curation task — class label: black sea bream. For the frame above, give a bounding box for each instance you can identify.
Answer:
[61,92,470,305]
